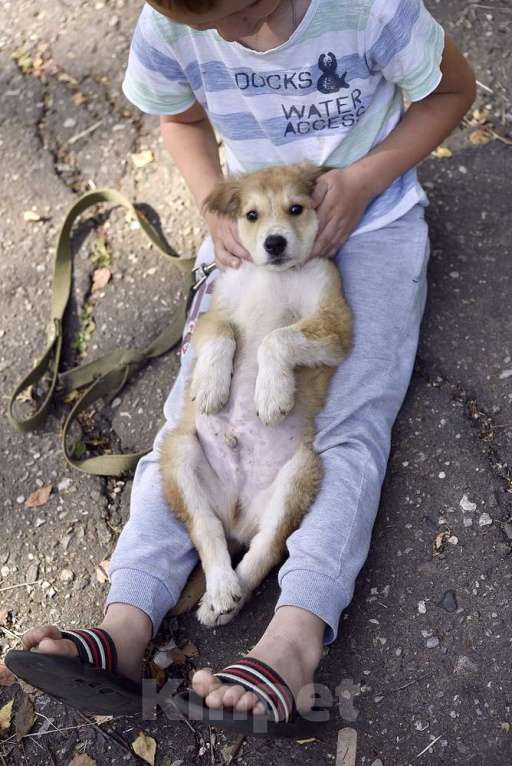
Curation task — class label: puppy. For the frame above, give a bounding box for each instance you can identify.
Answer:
[160,163,352,626]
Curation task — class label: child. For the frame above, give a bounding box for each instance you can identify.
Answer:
[2,0,475,734]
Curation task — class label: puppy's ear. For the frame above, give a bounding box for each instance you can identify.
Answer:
[203,178,242,219]
[295,162,332,196]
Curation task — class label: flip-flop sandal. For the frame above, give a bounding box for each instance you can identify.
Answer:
[5,628,141,715]
[172,657,330,738]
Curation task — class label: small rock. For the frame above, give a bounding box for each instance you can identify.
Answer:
[437,589,458,613]
[460,494,477,512]
[499,369,512,380]
[57,478,72,492]
[454,655,479,676]
[502,522,512,541]
[371,761,384,766]
[111,397,122,409]
[1,565,10,578]
[426,637,439,649]
[26,562,39,582]
[16,495,25,504]
[60,569,74,583]
[463,516,473,528]
[35,517,46,528]
[448,535,459,545]
[479,512,493,527]
[418,600,426,614]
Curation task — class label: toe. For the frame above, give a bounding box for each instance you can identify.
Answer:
[205,685,230,709]
[234,690,262,713]
[36,638,78,658]
[192,668,221,699]
[0,662,16,686]
[22,625,61,651]
[222,684,248,708]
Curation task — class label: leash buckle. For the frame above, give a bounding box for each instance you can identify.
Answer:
[187,261,217,312]
[192,261,217,291]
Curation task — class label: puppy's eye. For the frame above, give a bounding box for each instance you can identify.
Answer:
[246,210,258,222]
[289,204,303,216]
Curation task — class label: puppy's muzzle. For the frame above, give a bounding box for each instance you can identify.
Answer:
[264,234,287,263]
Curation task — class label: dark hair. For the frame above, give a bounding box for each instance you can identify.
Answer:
[156,0,218,12]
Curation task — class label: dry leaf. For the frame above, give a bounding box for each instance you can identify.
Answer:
[336,727,357,766]
[469,128,492,146]
[63,390,81,404]
[96,559,110,584]
[148,661,168,686]
[168,647,186,666]
[93,714,113,725]
[25,485,52,509]
[69,754,97,766]
[58,72,79,86]
[180,640,199,658]
[0,608,8,625]
[15,693,35,741]
[432,145,452,159]
[0,699,14,734]
[72,91,87,106]
[92,268,111,291]
[130,149,154,168]
[471,108,490,125]
[23,210,41,222]
[132,732,157,765]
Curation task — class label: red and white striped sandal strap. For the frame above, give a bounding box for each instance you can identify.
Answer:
[61,628,117,673]
[214,657,296,724]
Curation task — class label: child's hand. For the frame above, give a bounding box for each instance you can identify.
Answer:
[205,211,251,270]
[311,168,372,259]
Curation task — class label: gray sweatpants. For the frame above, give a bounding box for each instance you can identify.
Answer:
[106,204,429,644]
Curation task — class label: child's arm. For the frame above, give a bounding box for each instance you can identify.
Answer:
[311,34,477,258]
[160,106,250,269]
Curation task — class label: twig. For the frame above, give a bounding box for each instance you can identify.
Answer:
[489,129,512,147]
[223,735,245,764]
[416,734,443,759]
[75,711,134,758]
[34,712,60,734]
[476,80,494,94]
[209,727,215,764]
[68,120,103,145]
[0,580,40,594]
[470,3,512,10]
[0,720,101,746]
[391,674,431,693]
[0,625,23,640]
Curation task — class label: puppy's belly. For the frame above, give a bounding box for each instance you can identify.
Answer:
[195,361,306,509]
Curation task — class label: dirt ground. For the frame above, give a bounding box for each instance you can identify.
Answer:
[1,1,512,764]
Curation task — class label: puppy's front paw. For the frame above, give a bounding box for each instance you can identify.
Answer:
[254,369,295,426]
[197,570,245,627]
[191,367,231,415]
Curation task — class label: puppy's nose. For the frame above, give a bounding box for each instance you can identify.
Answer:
[264,234,287,257]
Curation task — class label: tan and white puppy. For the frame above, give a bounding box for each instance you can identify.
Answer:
[160,163,352,627]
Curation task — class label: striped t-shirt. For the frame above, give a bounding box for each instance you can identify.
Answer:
[123,0,445,235]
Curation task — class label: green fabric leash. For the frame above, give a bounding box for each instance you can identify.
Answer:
[8,188,206,477]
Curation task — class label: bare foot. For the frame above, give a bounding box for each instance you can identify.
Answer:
[0,604,152,686]
[192,606,324,718]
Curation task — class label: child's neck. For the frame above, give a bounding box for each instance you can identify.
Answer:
[236,0,310,52]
